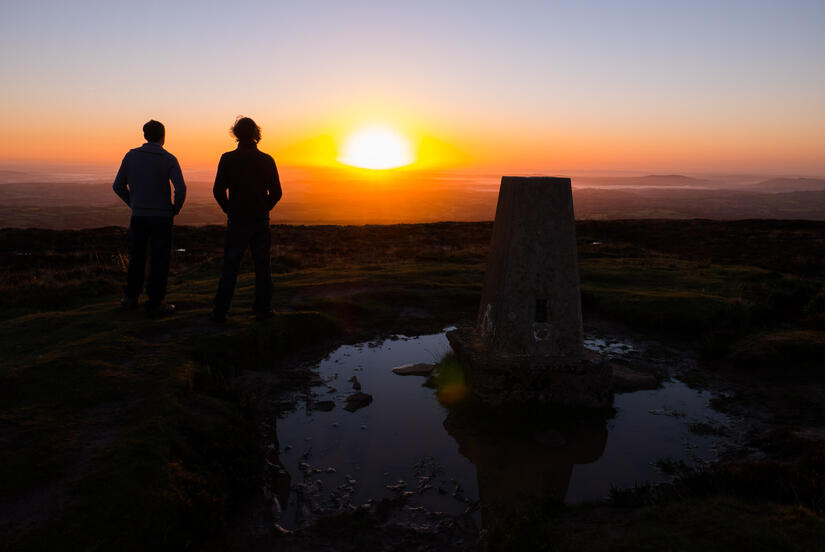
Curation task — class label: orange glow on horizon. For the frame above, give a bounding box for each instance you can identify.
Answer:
[0,109,823,176]
[1,4,823,178]
[337,124,414,170]
[271,118,470,173]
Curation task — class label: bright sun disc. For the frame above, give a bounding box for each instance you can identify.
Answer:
[338,125,414,170]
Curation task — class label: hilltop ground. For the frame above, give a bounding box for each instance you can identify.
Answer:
[2,220,825,551]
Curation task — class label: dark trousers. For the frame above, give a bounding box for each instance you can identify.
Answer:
[125,215,173,305]
[213,219,272,315]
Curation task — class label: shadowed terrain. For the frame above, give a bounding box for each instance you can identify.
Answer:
[1,220,825,550]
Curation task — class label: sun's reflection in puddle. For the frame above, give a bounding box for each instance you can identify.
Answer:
[272,330,730,529]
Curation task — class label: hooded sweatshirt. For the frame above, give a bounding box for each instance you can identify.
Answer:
[113,142,186,217]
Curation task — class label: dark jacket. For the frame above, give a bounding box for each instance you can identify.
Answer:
[213,142,282,222]
[113,142,186,217]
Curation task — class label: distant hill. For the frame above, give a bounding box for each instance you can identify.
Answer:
[574,174,716,188]
[572,188,825,221]
[3,176,825,229]
[0,170,30,184]
[747,178,825,193]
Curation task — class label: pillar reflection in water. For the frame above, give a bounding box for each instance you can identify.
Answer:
[443,407,607,529]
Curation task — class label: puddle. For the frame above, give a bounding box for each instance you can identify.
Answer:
[566,380,729,501]
[271,330,730,529]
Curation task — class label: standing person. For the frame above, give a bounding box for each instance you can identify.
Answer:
[113,120,186,315]
[211,116,282,323]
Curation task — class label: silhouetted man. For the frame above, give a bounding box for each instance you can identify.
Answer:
[113,120,186,315]
[211,116,282,322]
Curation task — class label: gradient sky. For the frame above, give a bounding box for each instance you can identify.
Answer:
[1,0,824,174]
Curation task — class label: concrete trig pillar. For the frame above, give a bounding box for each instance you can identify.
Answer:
[477,176,583,358]
[447,176,612,408]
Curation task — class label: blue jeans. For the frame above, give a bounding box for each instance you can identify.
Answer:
[213,219,272,316]
[125,215,173,305]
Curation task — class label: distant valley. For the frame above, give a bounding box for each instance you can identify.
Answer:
[1,171,824,229]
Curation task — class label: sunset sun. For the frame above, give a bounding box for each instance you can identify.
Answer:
[338,125,414,170]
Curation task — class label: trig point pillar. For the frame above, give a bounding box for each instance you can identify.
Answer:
[477,176,583,358]
[447,176,612,408]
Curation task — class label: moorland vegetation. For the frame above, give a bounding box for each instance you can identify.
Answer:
[2,220,824,550]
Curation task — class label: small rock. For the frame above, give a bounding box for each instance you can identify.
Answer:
[392,363,435,376]
[273,523,291,535]
[648,408,684,417]
[345,392,373,412]
[314,400,335,412]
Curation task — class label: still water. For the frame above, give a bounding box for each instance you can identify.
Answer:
[272,330,729,528]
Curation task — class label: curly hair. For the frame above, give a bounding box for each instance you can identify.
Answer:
[231,116,261,144]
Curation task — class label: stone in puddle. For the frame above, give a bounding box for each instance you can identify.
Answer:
[349,375,362,391]
[391,363,435,376]
[314,400,335,412]
[344,392,373,412]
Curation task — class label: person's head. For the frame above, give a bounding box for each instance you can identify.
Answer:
[231,116,261,144]
[143,120,165,145]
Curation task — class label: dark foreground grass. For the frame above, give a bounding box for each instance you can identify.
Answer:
[487,447,825,552]
[619,497,825,552]
[0,224,484,550]
[1,220,824,550]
